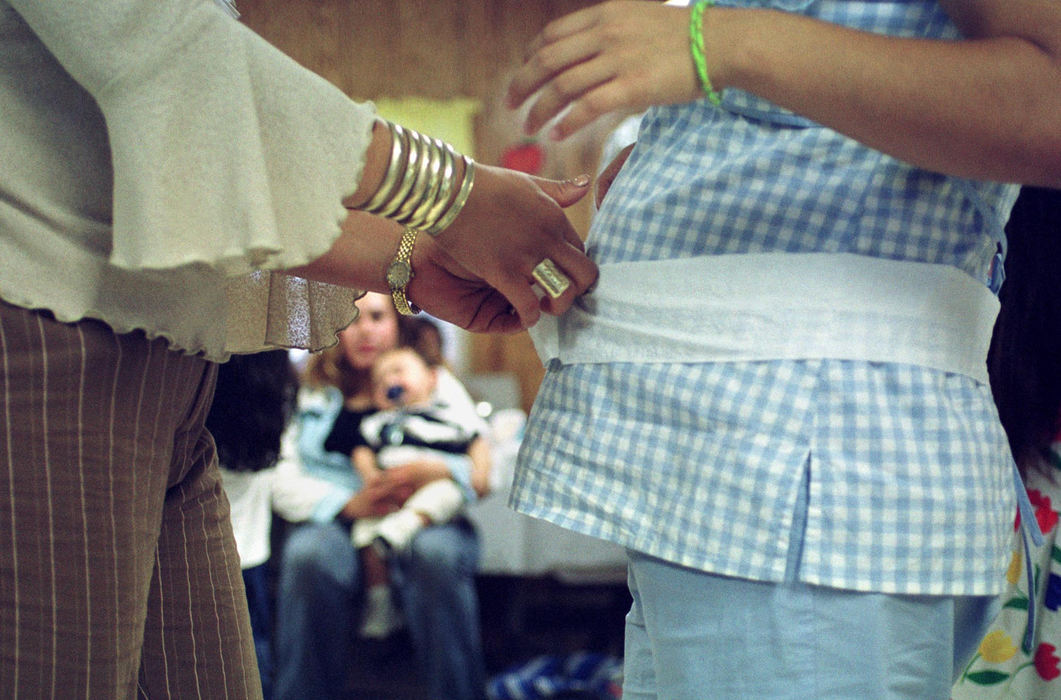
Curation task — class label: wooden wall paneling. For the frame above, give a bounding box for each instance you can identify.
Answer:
[336,2,403,98]
[239,1,343,86]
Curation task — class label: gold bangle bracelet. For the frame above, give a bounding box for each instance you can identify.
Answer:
[415,142,457,231]
[352,121,472,236]
[376,127,418,219]
[405,137,448,229]
[392,131,437,223]
[362,121,405,214]
[426,156,476,235]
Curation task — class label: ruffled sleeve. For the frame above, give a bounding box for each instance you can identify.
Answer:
[8,0,375,354]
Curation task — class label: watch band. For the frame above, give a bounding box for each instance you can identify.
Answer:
[387,226,419,316]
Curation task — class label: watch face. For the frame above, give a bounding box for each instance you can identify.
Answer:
[387,261,412,287]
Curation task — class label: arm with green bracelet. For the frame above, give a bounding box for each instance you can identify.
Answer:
[690,0,723,106]
[507,0,1061,187]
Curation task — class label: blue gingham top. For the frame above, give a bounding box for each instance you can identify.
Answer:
[511,0,1022,595]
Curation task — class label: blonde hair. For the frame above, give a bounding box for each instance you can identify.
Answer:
[302,343,357,392]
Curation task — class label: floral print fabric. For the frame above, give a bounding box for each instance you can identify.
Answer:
[953,446,1061,698]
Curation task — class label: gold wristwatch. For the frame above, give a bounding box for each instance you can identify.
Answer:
[386,227,420,316]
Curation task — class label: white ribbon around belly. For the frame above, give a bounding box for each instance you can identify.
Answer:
[530,253,999,384]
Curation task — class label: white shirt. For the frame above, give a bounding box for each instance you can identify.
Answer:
[218,467,275,569]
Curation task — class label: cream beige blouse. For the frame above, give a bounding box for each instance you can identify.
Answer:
[0,0,376,360]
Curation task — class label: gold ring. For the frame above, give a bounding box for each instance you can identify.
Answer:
[531,258,571,299]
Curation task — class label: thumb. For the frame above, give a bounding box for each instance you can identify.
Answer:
[532,173,591,208]
[596,143,636,209]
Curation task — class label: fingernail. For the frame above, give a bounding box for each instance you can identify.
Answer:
[570,173,591,187]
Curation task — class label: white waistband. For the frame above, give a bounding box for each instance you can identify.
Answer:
[530,253,999,384]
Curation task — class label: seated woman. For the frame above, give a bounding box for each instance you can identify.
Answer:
[351,345,491,640]
[270,292,489,700]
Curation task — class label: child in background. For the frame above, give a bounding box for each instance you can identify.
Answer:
[352,346,491,638]
[206,350,299,700]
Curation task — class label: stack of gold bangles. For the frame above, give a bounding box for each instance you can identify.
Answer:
[356,119,571,315]
[359,120,476,236]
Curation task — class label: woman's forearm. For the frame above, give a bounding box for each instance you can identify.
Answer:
[287,210,399,295]
[510,0,1061,186]
[705,1,1061,185]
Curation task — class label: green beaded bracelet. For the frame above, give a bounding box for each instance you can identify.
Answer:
[690,0,723,107]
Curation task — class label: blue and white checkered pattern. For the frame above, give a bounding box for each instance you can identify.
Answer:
[511,0,1021,596]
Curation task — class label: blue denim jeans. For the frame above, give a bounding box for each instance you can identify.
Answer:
[273,518,485,700]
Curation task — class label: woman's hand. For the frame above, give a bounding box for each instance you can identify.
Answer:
[297,168,598,332]
[377,460,450,497]
[290,198,595,333]
[405,237,529,335]
[429,165,598,328]
[337,481,406,521]
[506,1,697,140]
[338,119,598,326]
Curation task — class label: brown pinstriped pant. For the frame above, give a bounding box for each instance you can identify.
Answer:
[0,302,262,699]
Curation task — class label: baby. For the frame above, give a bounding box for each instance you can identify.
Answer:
[352,346,489,638]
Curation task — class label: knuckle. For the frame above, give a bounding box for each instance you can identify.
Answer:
[552,74,582,101]
[532,46,564,76]
[539,20,565,46]
[598,22,626,45]
[581,89,613,115]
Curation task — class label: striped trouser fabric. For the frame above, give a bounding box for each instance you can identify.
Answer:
[0,302,261,699]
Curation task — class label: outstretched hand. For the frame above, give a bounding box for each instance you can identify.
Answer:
[506,1,699,140]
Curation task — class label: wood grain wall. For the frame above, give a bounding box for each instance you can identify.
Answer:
[239,0,617,412]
